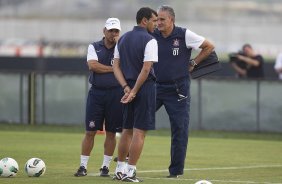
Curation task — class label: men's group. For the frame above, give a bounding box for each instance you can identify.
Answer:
[74,5,214,182]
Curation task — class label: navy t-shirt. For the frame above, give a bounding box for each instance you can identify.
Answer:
[88,39,119,87]
[152,26,192,82]
[117,26,157,80]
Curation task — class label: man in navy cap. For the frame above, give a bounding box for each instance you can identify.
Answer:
[152,5,215,178]
[74,17,123,177]
[112,7,158,182]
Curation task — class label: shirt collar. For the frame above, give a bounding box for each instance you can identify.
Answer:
[97,38,105,46]
[133,26,147,32]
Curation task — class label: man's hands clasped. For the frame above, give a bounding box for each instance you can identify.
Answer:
[121,85,136,104]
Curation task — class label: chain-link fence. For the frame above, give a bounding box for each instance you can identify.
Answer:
[1,72,281,132]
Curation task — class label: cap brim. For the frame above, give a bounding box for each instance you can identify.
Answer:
[106,26,121,31]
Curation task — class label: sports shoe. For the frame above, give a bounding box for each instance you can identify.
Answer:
[74,166,87,177]
[121,171,143,182]
[99,166,110,177]
[112,171,123,180]
[166,174,179,178]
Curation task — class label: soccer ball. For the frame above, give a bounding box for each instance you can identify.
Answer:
[195,180,213,184]
[0,157,19,177]
[25,158,46,177]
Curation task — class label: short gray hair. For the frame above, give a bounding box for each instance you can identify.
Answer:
[157,5,175,22]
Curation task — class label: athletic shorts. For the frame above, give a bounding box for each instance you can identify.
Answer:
[85,86,123,133]
[123,80,156,130]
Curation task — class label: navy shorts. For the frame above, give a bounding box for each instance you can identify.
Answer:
[85,86,123,133]
[123,80,156,130]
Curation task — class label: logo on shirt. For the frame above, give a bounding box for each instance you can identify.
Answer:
[172,39,180,56]
[96,50,102,53]
[173,39,180,47]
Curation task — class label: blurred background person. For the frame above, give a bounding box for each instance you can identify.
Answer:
[274,53,282,80]
[230,44,264,79]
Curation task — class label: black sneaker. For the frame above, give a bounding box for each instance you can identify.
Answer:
[112,171,123,180]
[99,166,110,177]
[166,174,179,178]
[74,166,87,177]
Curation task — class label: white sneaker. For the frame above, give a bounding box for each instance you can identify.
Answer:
[121,171,143,182]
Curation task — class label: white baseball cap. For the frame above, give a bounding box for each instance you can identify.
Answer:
[105,18,121,31]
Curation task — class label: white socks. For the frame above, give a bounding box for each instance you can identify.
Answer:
[101,155,112,168]
[81,155,114,170]
[80,155,89,169]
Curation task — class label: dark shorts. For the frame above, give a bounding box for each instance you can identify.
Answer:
[85,86,123,133]
[123,80,156,130]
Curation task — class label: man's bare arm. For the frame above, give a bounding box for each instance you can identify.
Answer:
[88,60,113,73]
[194,40,215,65]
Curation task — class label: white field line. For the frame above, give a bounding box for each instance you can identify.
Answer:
[137,164,282,173]
[88,164,282,184]
[141,176,282,184]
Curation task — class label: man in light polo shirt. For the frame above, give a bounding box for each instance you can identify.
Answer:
[74,18,123,177]
[112,7,158,182]
[152,5,215,178]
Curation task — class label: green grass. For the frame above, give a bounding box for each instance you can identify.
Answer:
[0,124,282,184]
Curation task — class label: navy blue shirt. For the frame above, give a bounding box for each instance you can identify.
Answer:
[88,39,119,88]
[247,55,264,78]
[117,26,156,80]
[152,26,192,82]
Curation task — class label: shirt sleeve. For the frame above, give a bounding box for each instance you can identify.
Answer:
[185,29,205,50]
[87,44,98,62]
[114,44,120,59]
[274,53,282,69]
[144,39,158,63]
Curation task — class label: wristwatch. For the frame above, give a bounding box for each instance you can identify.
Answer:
[189,59,197,67]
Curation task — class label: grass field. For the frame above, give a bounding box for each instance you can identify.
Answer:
[0,124,282,184]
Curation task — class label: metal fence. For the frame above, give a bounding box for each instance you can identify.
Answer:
[1,72,281,132]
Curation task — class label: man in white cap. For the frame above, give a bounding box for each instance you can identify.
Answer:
[74,17,122,177]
